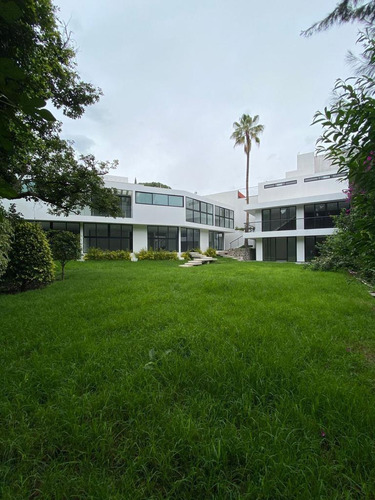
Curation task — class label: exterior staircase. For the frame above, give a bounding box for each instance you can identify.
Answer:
[179,252,218,268]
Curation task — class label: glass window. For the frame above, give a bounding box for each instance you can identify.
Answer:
[214,205,234,228]
[169,195,184,207]
[83,224,132,252]
[37,221,80,234]
[186,209,194,222]
[153,194,168,205]
[148,226,178,251]
[40,221,51,231]
[186,198,214,225]
[305,236,326,261]
[135,191,183,207]
[110,224,121,237]
[263,237,296,261]
[135,192,153,204]
[84,223,96,237]
[304,201,349,229]
[181,228,200,251]
[96,224,108,237]
[209,231,224,250]
[263,207,296,232]
[52,222,66,231]
[66,223,80,234]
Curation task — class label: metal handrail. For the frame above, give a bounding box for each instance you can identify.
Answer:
[229,235,243,249]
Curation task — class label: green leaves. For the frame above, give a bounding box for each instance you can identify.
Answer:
[0,1,22,23]
[0,178,18,199]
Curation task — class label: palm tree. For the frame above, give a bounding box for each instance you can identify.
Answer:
[230,113,264,232]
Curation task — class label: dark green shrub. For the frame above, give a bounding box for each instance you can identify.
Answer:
[136,248,178,261]
[48,230,81,280]
[84,248,131,261]
[2,221,54,292]
[0,205,14,279]
[307,209,375,285]
[204,247,217,258]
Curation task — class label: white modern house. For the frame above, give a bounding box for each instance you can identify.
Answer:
[9,176,236,255]
[5,152,347,262]
[242,152,349,262]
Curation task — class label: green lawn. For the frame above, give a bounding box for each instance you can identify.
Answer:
[1,259,375,499]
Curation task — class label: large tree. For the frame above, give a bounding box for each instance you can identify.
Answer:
[230,114,264,232]
[311,28,375,281]
[0,0,121,216]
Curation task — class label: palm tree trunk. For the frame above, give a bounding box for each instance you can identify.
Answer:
[245,149,250,247]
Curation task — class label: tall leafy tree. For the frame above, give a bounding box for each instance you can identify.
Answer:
[230,114,264,231]
[302,0,375,36]
[312,29,375,281]
[0,0,121,216]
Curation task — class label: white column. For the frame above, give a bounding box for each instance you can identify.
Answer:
[296,206,304,230]
[296,236,305,262]
[80,222,84,258]
[256,239,263,261]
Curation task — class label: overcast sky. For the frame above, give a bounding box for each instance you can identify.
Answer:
[54,0,360,195]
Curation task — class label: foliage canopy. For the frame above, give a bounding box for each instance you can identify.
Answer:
[0,0,121,216]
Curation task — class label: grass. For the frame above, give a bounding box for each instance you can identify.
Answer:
[1,259,375,499]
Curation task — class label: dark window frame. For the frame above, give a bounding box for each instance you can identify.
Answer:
[304,201,349,229]
[209,231,224,250]
[214,205,234,229]
[181,228,200,251]
[186,197,214,225]
[147,225,179,251]
[83,223,133,252]
[135,191,184,207]
[38,221,80,234]
[262,206,296,232]
[263,237,296,262]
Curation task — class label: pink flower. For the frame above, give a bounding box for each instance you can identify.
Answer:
[320,430,326,438]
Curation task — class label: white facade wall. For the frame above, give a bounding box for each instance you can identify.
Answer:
[243,154,349,262]
[4,176,236,254]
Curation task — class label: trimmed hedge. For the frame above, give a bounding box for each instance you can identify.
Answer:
[136,249,178,261]
[84,248,131,261]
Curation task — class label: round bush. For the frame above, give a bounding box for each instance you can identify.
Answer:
[3,221,54,292]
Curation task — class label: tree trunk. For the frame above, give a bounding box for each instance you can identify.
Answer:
[245,147,251,247]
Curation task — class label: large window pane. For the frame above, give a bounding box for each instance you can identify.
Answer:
[276,238,287,260]
[304,202,346,229]
[135,192,153,204]
[153,194,168,205]
[263,206,296,232]
[287,237,296,262]
[169,195,183,207]
[96,224,108,237]
[148,226,178,251]
[263,237,296,261]
[83,224,133,252]
[66,223,80,234]
[186,209,194,222]
[110,224,121,237]
[84,223,96,237]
